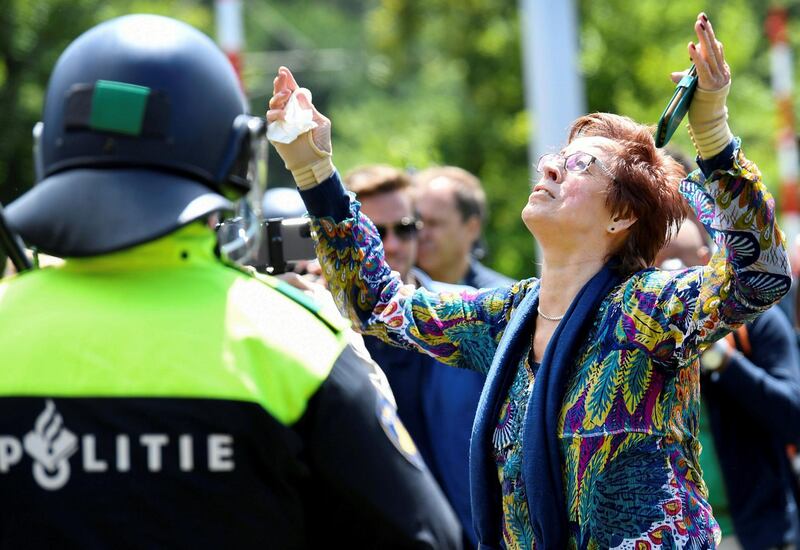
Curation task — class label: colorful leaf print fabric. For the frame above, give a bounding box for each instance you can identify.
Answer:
[309,144,790,548]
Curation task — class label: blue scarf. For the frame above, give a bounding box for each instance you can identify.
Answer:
[470,263,622,549]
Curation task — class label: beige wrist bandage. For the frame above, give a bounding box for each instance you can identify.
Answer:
[687,82,734,160]
[273,131,334,190]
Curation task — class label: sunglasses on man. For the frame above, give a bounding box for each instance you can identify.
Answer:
[374,217,423,241]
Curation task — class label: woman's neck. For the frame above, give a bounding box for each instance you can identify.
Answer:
[537,252,607,318]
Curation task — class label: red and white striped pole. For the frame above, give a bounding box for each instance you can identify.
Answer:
[766,6,800,249]
[215,0,245,89]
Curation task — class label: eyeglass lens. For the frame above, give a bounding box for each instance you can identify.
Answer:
[537,152,594,174]
[565,154,592,171]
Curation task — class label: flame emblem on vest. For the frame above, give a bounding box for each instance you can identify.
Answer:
[23,400,78,490]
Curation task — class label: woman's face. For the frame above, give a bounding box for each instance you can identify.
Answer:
[521,135,619,244]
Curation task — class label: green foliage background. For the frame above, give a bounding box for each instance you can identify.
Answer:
[2,0,799,279]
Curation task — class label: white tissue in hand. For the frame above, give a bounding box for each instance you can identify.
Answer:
[267,88,318,144]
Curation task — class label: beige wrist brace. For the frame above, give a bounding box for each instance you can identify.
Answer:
[687,82,734,160]
[271,130,334,190]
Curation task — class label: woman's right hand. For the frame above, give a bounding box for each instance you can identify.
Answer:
[267,66,334,189]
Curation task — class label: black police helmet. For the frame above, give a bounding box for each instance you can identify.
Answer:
[7,14,257,257]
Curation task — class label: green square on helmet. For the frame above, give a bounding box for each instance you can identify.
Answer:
[89,80,150,136]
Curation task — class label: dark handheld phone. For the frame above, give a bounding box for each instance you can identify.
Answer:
[655,65,698,148]
[216,216,316,274]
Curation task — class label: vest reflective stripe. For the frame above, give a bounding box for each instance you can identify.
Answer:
[0,227,348,425]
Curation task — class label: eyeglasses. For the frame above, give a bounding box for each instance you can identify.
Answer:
[374,217,423,241]
[536,151,616,181]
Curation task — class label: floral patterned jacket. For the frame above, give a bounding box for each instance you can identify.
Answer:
[301,142,790,549]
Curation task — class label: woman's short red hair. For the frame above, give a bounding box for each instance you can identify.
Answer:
[568,113,688,275]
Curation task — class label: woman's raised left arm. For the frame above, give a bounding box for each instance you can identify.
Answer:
[668,14,791,346]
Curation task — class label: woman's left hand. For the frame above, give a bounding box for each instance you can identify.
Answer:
[671,13,730,91]
[672,13,734,159]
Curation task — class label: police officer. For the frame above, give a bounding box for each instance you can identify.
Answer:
[0,15,461,549]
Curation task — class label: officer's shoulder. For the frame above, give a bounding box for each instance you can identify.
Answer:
[223,264,348,336]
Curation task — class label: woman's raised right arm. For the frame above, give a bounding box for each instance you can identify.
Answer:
[267,67,524,373]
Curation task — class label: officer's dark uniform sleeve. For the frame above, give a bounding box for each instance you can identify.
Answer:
[297,342,463,549]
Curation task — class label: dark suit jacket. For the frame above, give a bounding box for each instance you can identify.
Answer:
[703,306,800,549]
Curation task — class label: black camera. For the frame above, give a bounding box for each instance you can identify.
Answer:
[216,216,316,274]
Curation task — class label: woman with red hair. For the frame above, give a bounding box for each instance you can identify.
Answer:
[268,13,789,549]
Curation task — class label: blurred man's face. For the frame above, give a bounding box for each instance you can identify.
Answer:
[655,221,710,269]
[415,179,480,282]
[359,190,418,282]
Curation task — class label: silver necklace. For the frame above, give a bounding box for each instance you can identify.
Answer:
[537,307,565,322]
